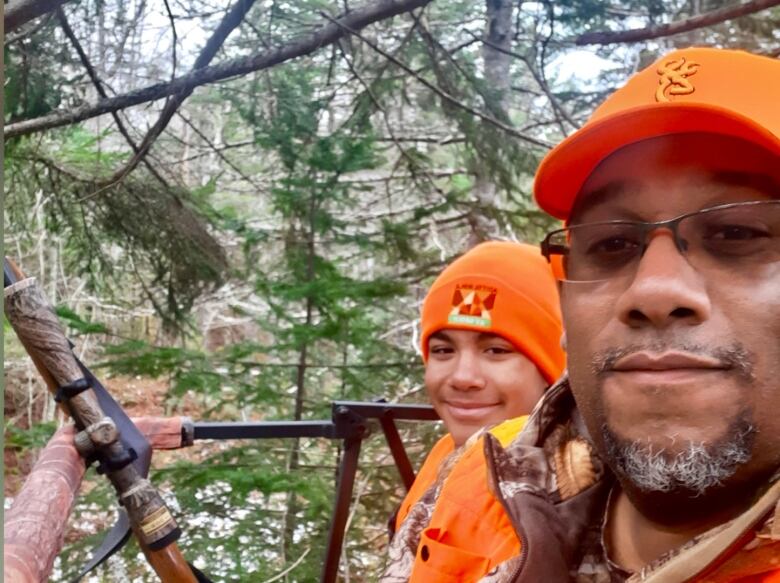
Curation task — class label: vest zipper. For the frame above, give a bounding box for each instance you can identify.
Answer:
[483,435,529,582]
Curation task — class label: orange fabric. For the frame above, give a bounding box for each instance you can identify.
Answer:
[695,536,780,583]
[534,48,780,220]
[420,241,565,384]
[397,417,527,583]
[395,434,455,532]
[408,432,520,583]
[701,570,780,583]
[727,572,780,583]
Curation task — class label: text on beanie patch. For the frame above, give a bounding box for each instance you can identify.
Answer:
[448,283,497,328]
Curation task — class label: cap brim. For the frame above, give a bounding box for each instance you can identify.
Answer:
[534,103,780,221]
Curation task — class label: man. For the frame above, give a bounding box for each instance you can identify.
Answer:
[386,47,779,582]
[387,241,565,581]
[530,47,779,581]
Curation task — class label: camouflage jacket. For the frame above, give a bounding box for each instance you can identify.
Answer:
[383,378,780,582]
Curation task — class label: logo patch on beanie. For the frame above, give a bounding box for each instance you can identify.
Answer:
[655,57,699,103]
[448,284,496,327]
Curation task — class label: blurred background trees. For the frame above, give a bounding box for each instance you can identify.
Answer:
[4,0,779,580]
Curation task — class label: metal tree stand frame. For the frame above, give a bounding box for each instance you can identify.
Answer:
[187,400,439,583]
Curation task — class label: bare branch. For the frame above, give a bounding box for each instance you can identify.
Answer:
[162,0,179,82]
[171,140,255,165]
[334,19,447,198]
[319,11,554,149]
[468,30,578,133]
[175,111,263,189]
[575,0,780,45]
[98,0,259,189]
[56,7,171,187]
[4,0,71,33]
[6,0,435,140]
[4,11,54,45]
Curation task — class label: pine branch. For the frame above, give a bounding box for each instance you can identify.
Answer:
[575,0,780,45]
[5,0,435,140]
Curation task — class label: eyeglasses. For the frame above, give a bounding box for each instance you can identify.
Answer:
[541,201,780,283]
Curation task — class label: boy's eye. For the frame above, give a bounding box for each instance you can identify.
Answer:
[430,345,454,354]
[485,346,513,355]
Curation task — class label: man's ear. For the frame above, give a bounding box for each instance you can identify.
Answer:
[560,330,567,351]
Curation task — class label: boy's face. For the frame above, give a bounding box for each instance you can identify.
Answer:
[425,329,547,446]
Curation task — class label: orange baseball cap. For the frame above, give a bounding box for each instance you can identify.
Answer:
[534,47,780,220]
[420,241,565,384]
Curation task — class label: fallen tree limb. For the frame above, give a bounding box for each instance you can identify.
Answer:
[4,0,71,33]
[575,0,780,45]
[5,0,433,140]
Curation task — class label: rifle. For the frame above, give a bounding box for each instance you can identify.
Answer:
[3,257,200,583]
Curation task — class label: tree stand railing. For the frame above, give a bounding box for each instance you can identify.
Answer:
[186,401,440,583]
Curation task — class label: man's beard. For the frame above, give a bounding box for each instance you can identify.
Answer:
[602,412,756,497]
[589,340,757,497]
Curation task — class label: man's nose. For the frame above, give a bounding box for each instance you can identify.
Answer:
[449,351,486,391]
[615,231,711,329]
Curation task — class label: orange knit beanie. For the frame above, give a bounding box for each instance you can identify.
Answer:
[420,241,565,384]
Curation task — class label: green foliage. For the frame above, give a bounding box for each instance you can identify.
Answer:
[56,305,109,335]
[6,1,774,580]
[3,21,71,124]
[4,421,58,450]
[4,131,227,328]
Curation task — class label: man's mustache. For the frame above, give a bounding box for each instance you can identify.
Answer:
[590,341,755,383]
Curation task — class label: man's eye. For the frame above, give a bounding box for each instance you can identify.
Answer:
[705,225,770,241]
[586,236,640,255]
[701,223,773,257]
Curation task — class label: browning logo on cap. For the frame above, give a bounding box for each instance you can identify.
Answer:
[655,57,699,103]
[448,283,497,328]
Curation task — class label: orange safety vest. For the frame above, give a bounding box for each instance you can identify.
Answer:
[395,417,528,583]
[395,434,455,532]
[699,536,780,582]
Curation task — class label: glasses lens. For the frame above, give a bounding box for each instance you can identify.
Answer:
[682,201,780,269]
[549,222,644,282]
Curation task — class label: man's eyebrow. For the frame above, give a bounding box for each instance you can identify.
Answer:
[569,180,629,223]
[429,331,452,342]
[708,171,780,196]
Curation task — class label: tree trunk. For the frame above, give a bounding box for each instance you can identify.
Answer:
[469,0,515,246]
[282,192,318,577]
